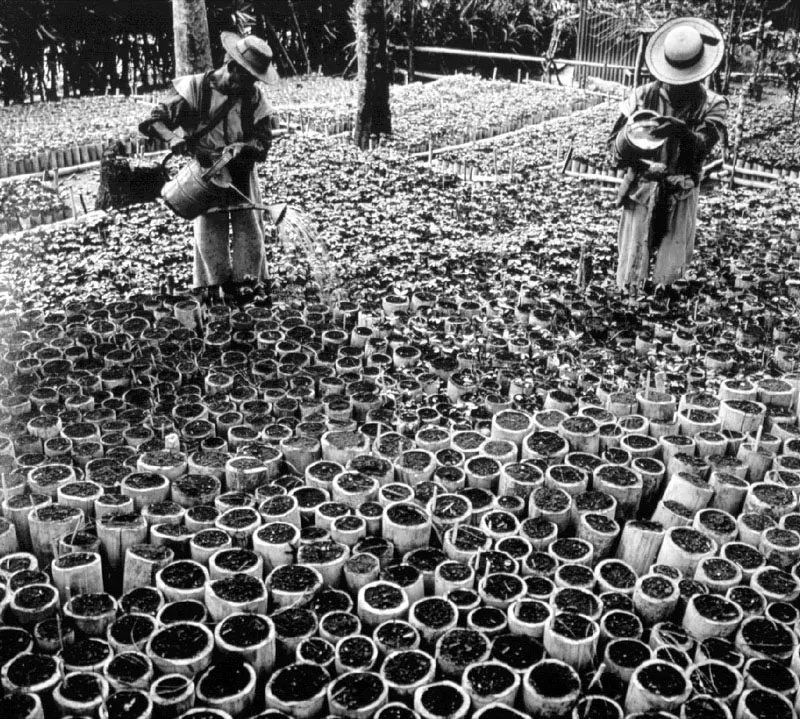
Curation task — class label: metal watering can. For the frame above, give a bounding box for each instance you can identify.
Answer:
[160,145,287,223]
[615,109,667,160]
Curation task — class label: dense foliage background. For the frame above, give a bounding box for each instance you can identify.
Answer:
[0,0,793,103]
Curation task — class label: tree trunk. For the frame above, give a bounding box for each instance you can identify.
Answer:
[354,0,391,150]
[172,0,213,77]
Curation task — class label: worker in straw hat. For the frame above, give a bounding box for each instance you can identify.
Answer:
[608,17,728,295]
[139,32,279,305]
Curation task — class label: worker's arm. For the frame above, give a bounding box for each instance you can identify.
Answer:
[138,92,193,154]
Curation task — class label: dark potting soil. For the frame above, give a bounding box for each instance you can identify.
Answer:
[174,474,219,498]
[439,562,472,582]
[0,629,31,666]
[159,600,207,624]
[638,663,686,696]
[608,639,650,668]
[160,561,205,589]
[741,618,795,656]
[321,611,359,638]
[70,593,114,616]
[526,431,567,457]
[495,537,529,560]
[387,503,427,525]
[757,568,797,594]
[61,638,110,666]
[109,614,156,645]
[729,586,765,614]
[384,650,430,686]
[699,510,736,535]
[575,492,615,513]
[439,628,488,664]
[604,611,641,638]
[573,697,621,719]
[468,456,500,477]
[744,689,793,719]
[14,584,55,609]
[420,684,464,717]
[375,620,418,651]
[752,484,794,507]
[0,692,37,719]
[100,513,144,528]
[349,455,392,479]
[528,551,557,575]
[725,400,763,414]
[60,671,105,701]
[102,690,150,719]
[459,487,493,510]
[601,593,634,613]
[55,551,95,569]
[527,661,579,698]
[641,576,675,599]
[483,573,524,600]
[725,543,764,569]
[700,637,743,666]
[307,461,341,484]
[747,658,795,693]
[596,465,638,487]
[407,548,447,573]
[331,672,383,710]
[61,481,100,497]
[597,561,635,589]
[467,663,514,697]
[299,637,334,664]
[272,607,316,638]
[436,449,464,467]
[35,504,81,522]
[533,487,570,512]
[198,661,251,699]
[9,570,48,592]
[451,526,489,551]
[554,589,599,617]
[551,538,590,561]
[701,558,738,581]
[768,601,799,624]
[215,549,258,572]
[154,674,190,699]
[504,463,543,483]
[741,513,776,532]
[398,450,433,472]
[359,501,383,518]
[257,523,297,545]
[193,529,230,548]
[585,514,618,534]
[414,598,456,628]
[150,623,208,659]
[471,607,506,629]
[107,653,152,684]
[683,696,729,719]
[516,600,550,624]
[338,636,374,668]
[271,663,328,702]
[552,612,594,639]
[311,588,352,616]
[119,587,162,615]
[473,551,516,576]
[335,514,364,532]
[218,508,258,529]
[299,540,346,564]
[497,411,531,431]
[293,487,327,508]
[125,472,166,489]
[365,583,404,610]
[212,574,264,602]
[483,511,515,533]
[219,613,271,648]
[7,654,58,689]
[525,576,555,598]
[672,528,714,554]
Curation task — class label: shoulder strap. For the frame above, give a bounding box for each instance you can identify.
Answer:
[186,73,238,143]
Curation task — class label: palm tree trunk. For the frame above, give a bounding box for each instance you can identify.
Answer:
[354,0,391,150]
[172,0,213,77]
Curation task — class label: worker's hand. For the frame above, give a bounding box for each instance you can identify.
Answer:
[643,161,668,180]
[651,116,688,139]
[227,142,261,162]
[169,137,189,156]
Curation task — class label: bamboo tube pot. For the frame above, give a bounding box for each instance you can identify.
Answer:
[682,594,744,642]
[382,502,432,557]
[214,612,275,677]
[327,670,388,718]
[625,660,691,715]
[382,648,435,700]
[343,552,381,595]
[155,560,209,603]
[107,612,159,655]
[1,653,62,709]
[10,584,60,626]
[253,522,299,573]
[498,462,543,499]
[615,520,664,576]
[195,660,257,718]
[267,564,324,608]
[408,596,459,647]
[94,494,134,521]
[97,689,152,719]
[97,512,148,581]
[28,504,84,567]
[121,472,170,511]
[51,551,103,603]
[63,592,117,637]
[146,621,214,677]
[522,659,581,718]
[735,689,795,719]
[744,482,796,518]
[736,616,798,663]
[688,660,744,705]
[0,693,43,719]
[149,674,195,719]
[507,598,551,639]
[593,464,642,521]
[414,680,470,719]
[205,573,267,622]
[709,472,749,515]
[656,527,718,577]
[462,660,520,709]
[694,557,743,594]
[208,547,263,580]
[263,663,330,719]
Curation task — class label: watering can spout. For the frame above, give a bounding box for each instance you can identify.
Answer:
[267,203,288,225]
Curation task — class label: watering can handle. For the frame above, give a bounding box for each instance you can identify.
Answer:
[160,145,239,177]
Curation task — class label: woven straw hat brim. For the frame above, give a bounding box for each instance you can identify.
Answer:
[645,17,724,85]
[221,31,279,85]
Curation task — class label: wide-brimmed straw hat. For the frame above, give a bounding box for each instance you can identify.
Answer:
[221,31,279,84]
[645,17,725,85]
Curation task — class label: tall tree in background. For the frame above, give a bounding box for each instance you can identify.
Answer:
[354,0,391,150]
[173,0,212,76]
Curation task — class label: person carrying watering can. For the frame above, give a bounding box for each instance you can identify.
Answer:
[139,32,278,305]
[608,17,728,295]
